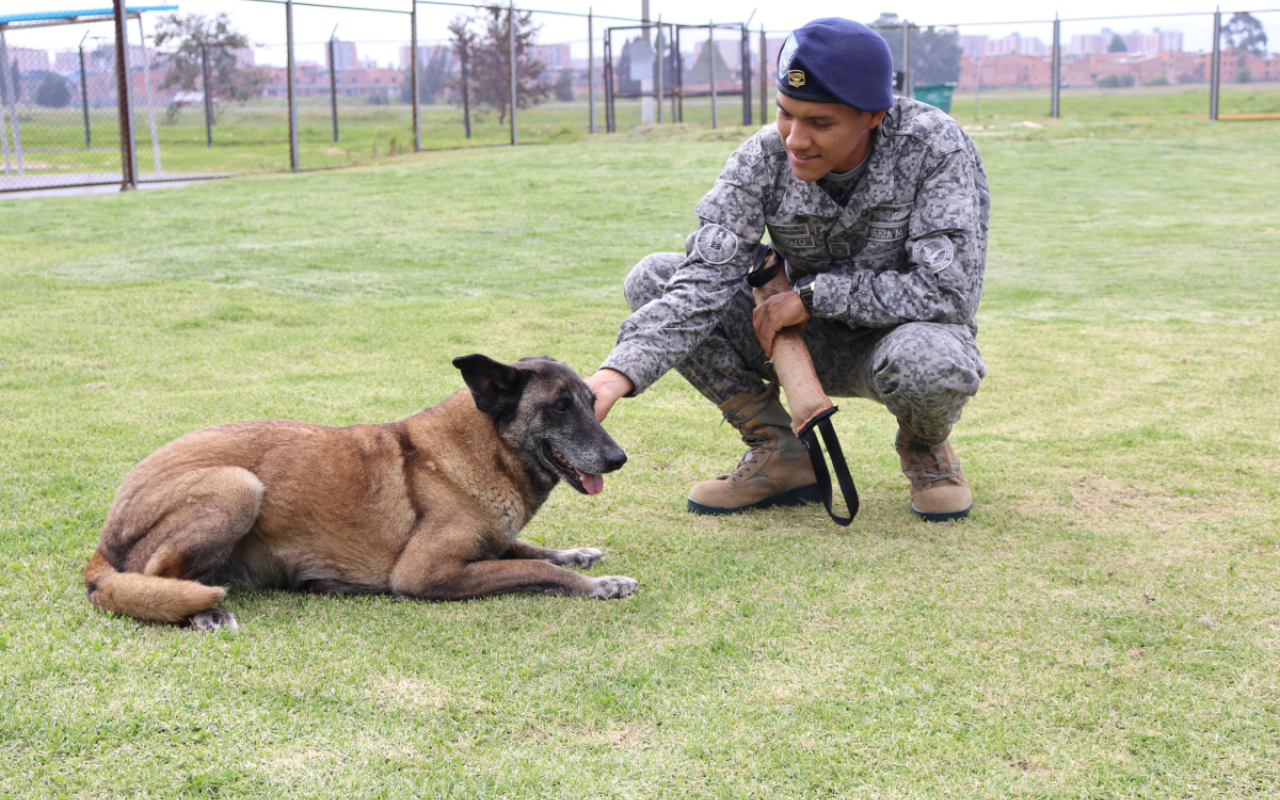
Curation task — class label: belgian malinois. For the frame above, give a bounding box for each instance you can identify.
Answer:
[84,354,636,631]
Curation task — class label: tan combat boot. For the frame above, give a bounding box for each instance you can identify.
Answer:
[896,420,972,521]
[687,385,819,515]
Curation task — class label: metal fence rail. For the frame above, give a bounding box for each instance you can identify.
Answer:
[3,3,1278,193]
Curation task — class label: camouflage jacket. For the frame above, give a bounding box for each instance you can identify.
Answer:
[602,97,990,396]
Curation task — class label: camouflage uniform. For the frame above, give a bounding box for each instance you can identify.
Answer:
[600,98,990,440]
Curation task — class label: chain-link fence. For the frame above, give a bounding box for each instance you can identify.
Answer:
[3,4,1278,192]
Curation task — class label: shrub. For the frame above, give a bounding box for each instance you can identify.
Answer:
[35,72,72,107]
[1098,73,1136,88]
[1143,75,1171,87]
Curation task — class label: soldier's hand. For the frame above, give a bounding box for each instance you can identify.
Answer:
[752,291,811,359]
[585,369,634,423]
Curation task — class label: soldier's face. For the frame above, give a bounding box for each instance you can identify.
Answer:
[775,93,886,182]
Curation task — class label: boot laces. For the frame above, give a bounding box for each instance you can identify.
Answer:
[904,447,960,489]
[723,430,769,482]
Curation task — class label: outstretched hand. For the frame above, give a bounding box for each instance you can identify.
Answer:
[752,290,811,359]
[584,369,634,423]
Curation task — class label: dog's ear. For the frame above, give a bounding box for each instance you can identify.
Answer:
[453,354,525,421]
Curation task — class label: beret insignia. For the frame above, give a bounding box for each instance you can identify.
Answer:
[787,70,806,88]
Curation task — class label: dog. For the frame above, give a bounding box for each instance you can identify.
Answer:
[84,354,637,631]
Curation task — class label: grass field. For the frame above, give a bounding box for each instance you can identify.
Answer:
[6,80,1280,188]
[2,114,1279,798]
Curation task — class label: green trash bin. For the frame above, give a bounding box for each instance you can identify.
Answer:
[913,82,958,114]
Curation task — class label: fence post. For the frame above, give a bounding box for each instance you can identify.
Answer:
[602,34,613,133]
[1210,7,1221,120]
[656,16,663,124]
[411,4,420,151]
[508,0,517,146]
[111,0,136,189]
[201,43,214,147]
[902,22,912,99]
[0,30,15,177]
[79,36,92,149]
[740,24,750,125]
[460,36,471,139]
[588,8,595,134]
[709,21,717,129]
[136,14,161,174]
[328,32,339,142]
[286,0,299,171]
[759,26,766,126]
[1051,14,1060,118]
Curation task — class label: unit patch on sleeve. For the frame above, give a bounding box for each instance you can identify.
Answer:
[694,224,740,265]
[912,235,956,273]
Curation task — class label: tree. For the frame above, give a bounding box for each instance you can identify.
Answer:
[152,12,266,122]
[401,45,450,104]
[554,68,574,101]
[447,7,549,126]
[447,15,477,137]
[868,14,962,86]
[1222,12,1267,82]
[685,39,732,83]
[1107,34,1127,53]
[35,72,72,107]
[1222,12,1268,55]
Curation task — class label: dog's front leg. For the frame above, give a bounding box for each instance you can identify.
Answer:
[391,534,636,600]
[502,539,605,570]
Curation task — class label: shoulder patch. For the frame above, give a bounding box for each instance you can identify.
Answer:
[695,224,740,265]
[912,235,955,273]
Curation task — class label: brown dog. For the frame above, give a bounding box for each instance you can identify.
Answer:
[84,354,636,631]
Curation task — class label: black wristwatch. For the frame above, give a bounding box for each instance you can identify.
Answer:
[794,275,817,315]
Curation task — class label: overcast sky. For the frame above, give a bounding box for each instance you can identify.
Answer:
[10,0,1265,67]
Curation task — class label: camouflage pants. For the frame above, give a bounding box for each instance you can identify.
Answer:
[624,253,987,439]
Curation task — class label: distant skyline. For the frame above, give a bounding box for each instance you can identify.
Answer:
[7,0,1269,69]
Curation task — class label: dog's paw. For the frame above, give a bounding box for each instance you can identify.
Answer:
[587,575,638,600]
[553,547,605,569]
[189,609,240,632]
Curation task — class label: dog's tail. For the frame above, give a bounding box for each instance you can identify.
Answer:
[84,550,226,623]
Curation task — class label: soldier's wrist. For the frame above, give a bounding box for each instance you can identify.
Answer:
[794,275,818,316]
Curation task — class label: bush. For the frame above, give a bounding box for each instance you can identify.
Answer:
[35,72,72,108]
[1098,73,1136,88]
[1235,68,1253,84]
[1143,75,1171,87]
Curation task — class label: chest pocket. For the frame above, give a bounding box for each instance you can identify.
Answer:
[768,220,830,269]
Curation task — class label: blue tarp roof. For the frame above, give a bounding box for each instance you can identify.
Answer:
[0,6,178,25]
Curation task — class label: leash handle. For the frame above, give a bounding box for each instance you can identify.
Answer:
[799,410,859,526]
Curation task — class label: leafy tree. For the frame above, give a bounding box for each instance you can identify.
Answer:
[1,60,19,104]
[1222,12,1268,55]
[152,12,266,122]
[686,39,731,82]
[868,14,962,86]
[1222,12,1267,82]
[1107,34,1127,53]
[35,72,72,107]
[401,46,450,104]
[447,7,549,126]
[554,68,574,101]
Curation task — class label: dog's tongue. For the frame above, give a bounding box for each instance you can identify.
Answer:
[575,468,604,496]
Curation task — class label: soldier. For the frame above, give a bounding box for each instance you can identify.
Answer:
[586,17,990,522]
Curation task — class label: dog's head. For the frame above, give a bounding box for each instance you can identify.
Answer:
[452,354,627,496]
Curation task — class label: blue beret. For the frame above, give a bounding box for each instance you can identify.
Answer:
[776,18,895,112]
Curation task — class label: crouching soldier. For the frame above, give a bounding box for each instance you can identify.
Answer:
[586,17,990,521]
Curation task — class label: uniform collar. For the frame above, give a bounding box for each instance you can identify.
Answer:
[774,108,902,222]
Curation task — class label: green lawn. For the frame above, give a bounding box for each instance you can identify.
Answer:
[1,115,1278,798]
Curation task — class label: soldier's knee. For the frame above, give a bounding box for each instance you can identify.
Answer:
[873,325,985,408]
[623,253,683,312]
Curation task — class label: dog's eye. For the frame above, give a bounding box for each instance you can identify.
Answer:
[553,401,568,412]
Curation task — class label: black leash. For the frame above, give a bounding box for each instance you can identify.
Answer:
[746,244,858,526]
[797,407,859,526]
